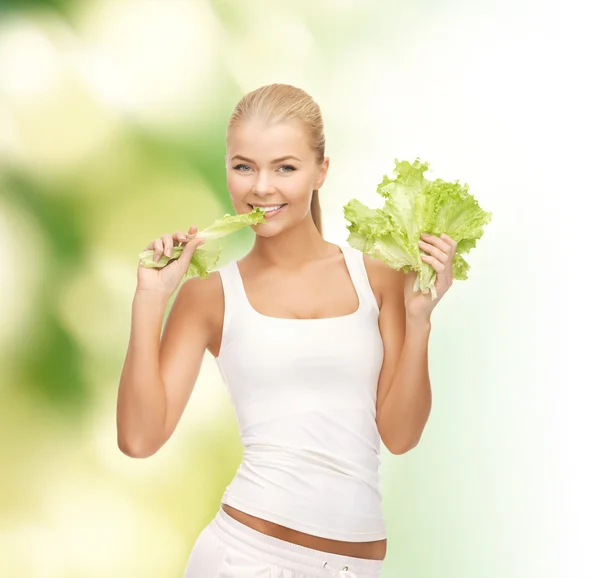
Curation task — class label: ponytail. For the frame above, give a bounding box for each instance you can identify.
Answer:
[310,190,323,236]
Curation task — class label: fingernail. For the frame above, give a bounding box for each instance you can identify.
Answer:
[165,248,171,257]
[154,253,160,262]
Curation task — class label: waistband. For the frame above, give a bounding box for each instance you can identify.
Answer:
[210,506,383,578]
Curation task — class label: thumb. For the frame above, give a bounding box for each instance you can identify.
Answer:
[177,238,205,269]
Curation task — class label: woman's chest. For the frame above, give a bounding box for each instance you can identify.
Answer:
[242,262,360,320]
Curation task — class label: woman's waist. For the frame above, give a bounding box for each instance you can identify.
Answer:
[227,459,384,522]
[220,502,387,561]
[221,478,387,547]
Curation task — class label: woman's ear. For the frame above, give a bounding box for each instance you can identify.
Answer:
[315,156,330,190]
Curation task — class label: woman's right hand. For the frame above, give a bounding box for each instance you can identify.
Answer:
[136,225,205,298]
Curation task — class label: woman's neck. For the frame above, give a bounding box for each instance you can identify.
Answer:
[248,218,334,269]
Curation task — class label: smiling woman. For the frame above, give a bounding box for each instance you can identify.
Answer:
[118,84,401,578]
[224,114,328,240]
[226,84,327,239]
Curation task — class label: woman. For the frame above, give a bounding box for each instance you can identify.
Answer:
[117,84,457,578]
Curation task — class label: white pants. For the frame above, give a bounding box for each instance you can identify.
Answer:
[183,506,383,578]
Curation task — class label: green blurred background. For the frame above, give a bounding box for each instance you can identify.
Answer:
[1,0,597,577]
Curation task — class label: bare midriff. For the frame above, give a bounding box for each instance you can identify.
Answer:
[221,503,387,560]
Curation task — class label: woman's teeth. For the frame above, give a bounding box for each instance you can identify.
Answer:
[253,204,285,212]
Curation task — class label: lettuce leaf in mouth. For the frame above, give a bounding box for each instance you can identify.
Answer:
[343,159,492,300]
[138,207,266,279]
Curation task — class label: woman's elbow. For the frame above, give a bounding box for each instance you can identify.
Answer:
[385,436,421,455]
[117,433,161,459]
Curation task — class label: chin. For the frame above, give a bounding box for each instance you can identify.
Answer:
[251,222,284,238]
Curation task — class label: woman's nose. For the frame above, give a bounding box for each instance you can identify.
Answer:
[252,171,275,194]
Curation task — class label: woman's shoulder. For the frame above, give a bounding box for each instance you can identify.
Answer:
[176,270,225,334]
[341,244,390,276]
[178,269,225,307]
[353,250,405,309]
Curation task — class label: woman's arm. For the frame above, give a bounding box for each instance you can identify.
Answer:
[377,316,432,455]
[116,275,217,458]
[367,257,432,455]
[375,232,457,454]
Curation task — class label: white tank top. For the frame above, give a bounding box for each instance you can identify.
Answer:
[214,245,387,541]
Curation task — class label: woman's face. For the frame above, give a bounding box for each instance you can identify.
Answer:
[226,118,329,237]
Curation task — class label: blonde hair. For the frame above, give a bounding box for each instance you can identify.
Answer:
[227,84,326,236]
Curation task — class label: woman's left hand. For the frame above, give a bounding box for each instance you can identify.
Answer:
[404,233,457,323]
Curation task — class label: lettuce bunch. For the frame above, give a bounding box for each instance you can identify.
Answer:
[138,207,266,279]
[343,159,492,300]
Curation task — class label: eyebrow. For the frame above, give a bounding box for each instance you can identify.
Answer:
[231,155,302,164]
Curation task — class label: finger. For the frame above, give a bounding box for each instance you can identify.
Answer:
[421,233,452,254]
[439,234,457,257]
[177,237,205,268]
[185,225,198,242]
[144,236,163,251]
[152,238,164,262]
[440,233,457,249]
[162,233,174,258]
[171,231,186,247]
[420,253,446,274]
[418,239,449,264]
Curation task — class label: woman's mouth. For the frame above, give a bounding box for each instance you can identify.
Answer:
[249,204,287,219]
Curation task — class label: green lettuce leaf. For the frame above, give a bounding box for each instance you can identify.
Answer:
[343,158,492,300]
[138,207,266,279]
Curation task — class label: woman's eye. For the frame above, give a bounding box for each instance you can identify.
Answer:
[278,165,297,173]
[233,164,252,172]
